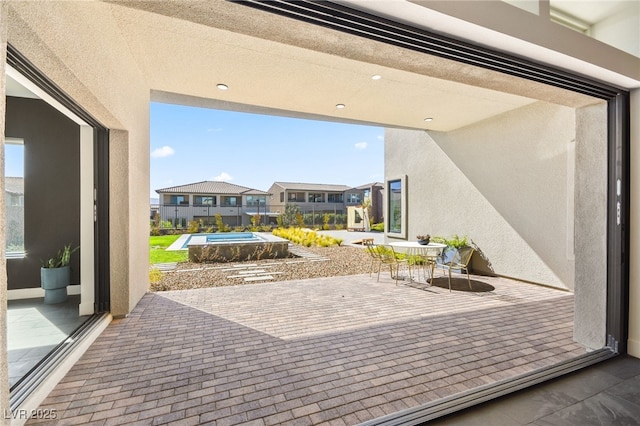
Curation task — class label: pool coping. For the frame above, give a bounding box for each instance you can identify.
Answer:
[166,234,190,251]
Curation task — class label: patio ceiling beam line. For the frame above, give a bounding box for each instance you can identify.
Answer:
[234,0,622,99]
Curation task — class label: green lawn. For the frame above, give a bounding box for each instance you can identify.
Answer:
[150,235,188,264]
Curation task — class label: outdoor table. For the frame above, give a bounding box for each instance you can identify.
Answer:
[389,241,447,282]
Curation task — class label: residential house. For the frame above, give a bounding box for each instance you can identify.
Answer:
[156,181,272,227]
[1,1,638,424]
[267,181,384,226]
[345,182,384,223]
[268,181,351,217]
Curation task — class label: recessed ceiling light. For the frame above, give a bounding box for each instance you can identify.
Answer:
[371,74,382,80]
[216,84,229,90]
[336,104,346,109]
[424,117,433,122]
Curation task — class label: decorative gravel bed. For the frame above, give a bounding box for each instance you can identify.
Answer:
[150,245,373,292]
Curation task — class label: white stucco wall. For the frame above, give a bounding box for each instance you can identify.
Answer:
[386,100,608,348]
[386,101,588,289]
[6,2,151,316]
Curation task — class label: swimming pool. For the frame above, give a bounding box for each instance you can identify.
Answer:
[183,232,263,248]
[170,232,290,262]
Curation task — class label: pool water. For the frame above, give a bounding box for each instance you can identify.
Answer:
[183,232,263,249]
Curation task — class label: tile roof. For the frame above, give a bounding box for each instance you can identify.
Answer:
[5,177,23,195]
[272,182,351,192]
[155,181,268,195]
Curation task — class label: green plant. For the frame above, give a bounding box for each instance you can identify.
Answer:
[322,213,330,230]
[149,268,163,284]
[272,227,342,247]
[215,213,230,232]
[41,244,79,268]
[432,234,468,248]
[371,223,384,232]
[282,203,300,227]
[187,220,200,233]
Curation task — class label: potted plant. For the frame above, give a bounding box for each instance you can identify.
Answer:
[432,235,470,272]
[41,244,79,304]
[416,234,431,245]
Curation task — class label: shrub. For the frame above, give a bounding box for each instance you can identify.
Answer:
[282,203,301,227]
[371,223,384,232]
[149,268,162,284]
[187,220,200,234]
[272,227,342,247]
[215,213,230,232]
[431,234,468,248]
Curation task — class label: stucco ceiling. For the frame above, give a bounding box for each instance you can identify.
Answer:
[9,0,602,132]
[116,0,608,132]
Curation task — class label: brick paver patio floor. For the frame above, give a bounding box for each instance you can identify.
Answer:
[29,273,585,425]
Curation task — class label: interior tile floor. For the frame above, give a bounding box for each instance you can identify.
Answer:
[26,272,593,425]
[7,295,89,388]
[428,354,640,425]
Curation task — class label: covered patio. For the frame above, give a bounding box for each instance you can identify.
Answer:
[27,272,584,425]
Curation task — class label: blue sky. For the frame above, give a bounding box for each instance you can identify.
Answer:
[150,102,384,198]
[4,144,23,177]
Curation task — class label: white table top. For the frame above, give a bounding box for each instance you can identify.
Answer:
[389,241,447,249]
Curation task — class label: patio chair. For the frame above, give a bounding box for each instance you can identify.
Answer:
[363,239,382,277]
[377,245,409,286]
[438,246,475,292]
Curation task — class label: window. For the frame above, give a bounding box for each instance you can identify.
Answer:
[308,193,324,203]
[194,195,216,206]
[347,193,362,204]
[246,195,267,207]
[280,192,284,203]
[5,138,24,256]
[288,192,304,202]
[328,193,343,203]
[168,194,188,205]
[387,176,406,238]
[221,196,238,206]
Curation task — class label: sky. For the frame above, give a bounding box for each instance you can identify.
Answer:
[4,144,24,177]
[150,102,384,199]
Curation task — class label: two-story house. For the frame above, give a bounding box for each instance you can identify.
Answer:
[268,181,351,218]
[156,181,271,227]
[344,182,384,224]
[268,181,384,226]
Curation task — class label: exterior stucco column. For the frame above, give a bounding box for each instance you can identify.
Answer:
[109,129,131,318]
[1,2,10,422]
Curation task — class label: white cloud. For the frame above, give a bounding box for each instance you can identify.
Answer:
[213,172,233,182]
[377,135,384,141]
[354,142,368,150]
[151,146,175,158]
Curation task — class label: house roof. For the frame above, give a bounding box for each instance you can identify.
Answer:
[349,182,384,191]
[272,182,351,192]
[5,177,24,195]
[156,181,268,195]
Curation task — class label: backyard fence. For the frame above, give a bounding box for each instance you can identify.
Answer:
[151,204,349,230]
